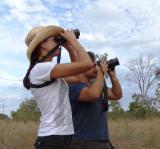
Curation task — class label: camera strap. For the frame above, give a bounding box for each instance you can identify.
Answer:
[39,44,61,63]
[28,44,62,88]
[98,63,109,112]
[102,79,109,112]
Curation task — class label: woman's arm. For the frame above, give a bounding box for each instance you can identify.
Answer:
[51,62,93,78]
[63,43,78,62]
[60,30,92,64]
[51,30,93,79]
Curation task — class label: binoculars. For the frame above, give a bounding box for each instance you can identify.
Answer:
[55,29,80,44]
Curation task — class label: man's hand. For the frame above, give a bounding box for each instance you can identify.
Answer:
[99,59,108,75]
[108,68,116,78]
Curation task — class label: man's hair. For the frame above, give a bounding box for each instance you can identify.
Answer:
[87,51,96,62]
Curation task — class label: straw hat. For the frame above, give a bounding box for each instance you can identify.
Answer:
[25,25,64,61]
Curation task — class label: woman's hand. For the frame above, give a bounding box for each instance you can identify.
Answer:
[62,42,74,52]
[60,29,77,44]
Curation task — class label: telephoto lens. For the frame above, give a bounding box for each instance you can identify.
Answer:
[97,57,120,71]
[107,58,120,70]
[55,29,80,44]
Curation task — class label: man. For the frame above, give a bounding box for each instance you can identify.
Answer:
[69,51,122,149]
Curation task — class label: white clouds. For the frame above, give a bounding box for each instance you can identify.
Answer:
[75,0,160,62]
[0,0,160,114]
[1,0,60,28]
[0,26,26,54]
[0,70,22,86]
[81,32,106,42]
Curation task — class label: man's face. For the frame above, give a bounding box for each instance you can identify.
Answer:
[85,59,97,78]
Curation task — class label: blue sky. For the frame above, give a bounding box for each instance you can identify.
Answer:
[0,0,160,115]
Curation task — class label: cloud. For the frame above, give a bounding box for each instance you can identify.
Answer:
[0,0,160,114]
[0,70,22,86]
[77,0,160,59]
[1,0,60,29]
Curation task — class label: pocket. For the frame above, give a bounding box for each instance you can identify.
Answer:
[34,139,42,149]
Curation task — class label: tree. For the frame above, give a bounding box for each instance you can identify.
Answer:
[12,98,40,121]
[0,113,9,120]
[126,54,160,98]
[108,101,125,119]
[154,83,160,109]
[96,53,108,61]
[128,93,159,118]
[109,101,123,112]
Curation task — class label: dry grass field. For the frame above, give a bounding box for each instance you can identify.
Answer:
[109,118,160,149]
[0,118,160,149]
[0,120,37,149]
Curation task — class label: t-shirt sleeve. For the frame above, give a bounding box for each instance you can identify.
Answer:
[30,62,56,84]
[69,82,88,102]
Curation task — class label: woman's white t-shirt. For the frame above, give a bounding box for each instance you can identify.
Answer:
[29,62,74,136]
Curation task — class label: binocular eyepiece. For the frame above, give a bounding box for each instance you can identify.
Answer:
[97,58,120,71]
[55,29,80,44]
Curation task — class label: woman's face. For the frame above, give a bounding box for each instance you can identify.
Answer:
[41,36,60,56]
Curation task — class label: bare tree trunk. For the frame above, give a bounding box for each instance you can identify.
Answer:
[126,54,159,99]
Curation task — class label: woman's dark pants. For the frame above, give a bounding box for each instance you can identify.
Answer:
[34,135,72,149]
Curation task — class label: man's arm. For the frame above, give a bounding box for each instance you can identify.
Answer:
[79,70,104,102]
[108,69,122,100]
[79,61,108,102]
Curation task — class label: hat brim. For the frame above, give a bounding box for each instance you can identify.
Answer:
[27,26,64,61]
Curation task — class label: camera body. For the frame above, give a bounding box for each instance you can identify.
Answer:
[97,57,120,71]
[55,29,80,44]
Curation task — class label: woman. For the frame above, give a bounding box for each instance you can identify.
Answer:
[23,25,93,149]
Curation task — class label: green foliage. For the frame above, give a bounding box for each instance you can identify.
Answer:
[0,113,9,120]
[108,93,160,120]
[155,83,160,98]
[128,94,160,119]
[108,101,125,119]
[11,98,40,122]
[155,83,160,108]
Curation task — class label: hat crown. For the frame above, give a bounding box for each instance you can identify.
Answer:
[25,26,44,47]
[25,25,64,61]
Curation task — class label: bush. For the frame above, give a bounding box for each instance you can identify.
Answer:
[11,98,40,122]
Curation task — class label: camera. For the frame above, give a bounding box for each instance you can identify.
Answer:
[97,57,120,71]
[55,29,80,44]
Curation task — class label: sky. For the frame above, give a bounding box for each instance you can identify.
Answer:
[0,0,160,116]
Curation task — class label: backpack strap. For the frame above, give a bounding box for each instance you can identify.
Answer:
[28,45,62,89]
[29,79,55,88]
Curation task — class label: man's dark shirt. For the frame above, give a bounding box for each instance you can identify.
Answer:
[69,82,109,141]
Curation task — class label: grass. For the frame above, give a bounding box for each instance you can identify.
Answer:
[0,120,37,149]
[0,118,160,149]
[109,118,160,149]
